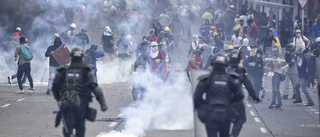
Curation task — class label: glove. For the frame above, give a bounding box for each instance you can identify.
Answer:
[100,102,108,112]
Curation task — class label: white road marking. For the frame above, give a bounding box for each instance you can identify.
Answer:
[17,98,25,102]
[1,104,10,108]
[108,122,117,127]
[247,103,252,107]
[250,111,256,116]
[260,127,267,133]
[254,117,261,122]
[315,112,319,114]
[310,109,317,112]
[118,113,124,117]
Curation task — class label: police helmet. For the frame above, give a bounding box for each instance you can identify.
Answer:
[70,46,84,60]
[228,49,242,66]
[211,52,228,65]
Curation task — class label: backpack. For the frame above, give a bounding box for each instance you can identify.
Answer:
[84,49,95,65]
[20,44,32,61]
[60,65,82,110]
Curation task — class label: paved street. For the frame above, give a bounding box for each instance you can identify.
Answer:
[0,75,319,137]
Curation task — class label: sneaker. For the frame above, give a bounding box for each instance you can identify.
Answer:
[46,89,50,95]
[291,94,296,99]
[305,102,314,106]
[17,90,24,94]
[276,103,282,109]
[29,88,35,93]
[268,104,276,109]
[293,100,302,103]
[7,76,12,85]
[282,95,288,100]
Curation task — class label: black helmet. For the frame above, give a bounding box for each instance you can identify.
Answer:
[211,52,228,65]
[70,46,84,60]
[91,43,98,50]
[228,49,242,66]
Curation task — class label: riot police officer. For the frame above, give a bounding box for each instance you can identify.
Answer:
[194,53,244,137]
[52,47,108,137]
[243,49,264,101]
[227,49,260,137]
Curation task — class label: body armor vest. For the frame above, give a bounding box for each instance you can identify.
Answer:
[208,73,231,106]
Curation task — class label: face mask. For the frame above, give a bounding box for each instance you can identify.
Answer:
[256,54,261,58]
[210,30,213,33]
[152,46,158,52]
[296,34,301,37]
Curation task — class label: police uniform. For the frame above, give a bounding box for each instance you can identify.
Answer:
[52,47,107,137]
[194,53,244,137]
[227,50,260,137]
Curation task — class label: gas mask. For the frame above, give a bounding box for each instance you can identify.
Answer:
[296,34,301,37]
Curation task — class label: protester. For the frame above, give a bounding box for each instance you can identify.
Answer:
[73,29,89,50]
[15,37,34,94]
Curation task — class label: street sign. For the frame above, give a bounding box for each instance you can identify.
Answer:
[298,0,309,9]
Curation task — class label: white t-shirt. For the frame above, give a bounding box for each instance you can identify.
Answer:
[293,36,309,51]
[231,35,242,48]
[239,15,249,27]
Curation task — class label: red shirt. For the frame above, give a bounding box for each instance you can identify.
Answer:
[248,23,259,39]
[185,54,203,71]
[12,32,20,41]
[147,50,167,81]
[147,35,158,43]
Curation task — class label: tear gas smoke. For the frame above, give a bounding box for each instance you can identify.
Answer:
[97,71,193,137]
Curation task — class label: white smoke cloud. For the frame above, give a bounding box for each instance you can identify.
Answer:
[97,71,193,137]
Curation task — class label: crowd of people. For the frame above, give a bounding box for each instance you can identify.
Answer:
[2,1,320,137]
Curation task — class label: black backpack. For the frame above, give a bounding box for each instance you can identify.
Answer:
[84,49,95,65]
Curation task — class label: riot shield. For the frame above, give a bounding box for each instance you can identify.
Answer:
[191,69,210,137]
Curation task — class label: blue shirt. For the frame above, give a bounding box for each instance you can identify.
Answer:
[91,50,104,72]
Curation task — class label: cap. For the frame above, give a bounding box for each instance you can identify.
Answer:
[150,41,158,46]
[230,5,234,8]
[25,38,28,43]
[192,34,199,39]
[16,27,21,32]
[218,28,222,32]
[81,29,87,32]
[228,45,234,49]
[54,33,60,37]
[316,37,320,42]
[164,27,170,31]
[236,14,240,18]
[70,23,76,29]
[126,35,132,40]
[296,29,301,33]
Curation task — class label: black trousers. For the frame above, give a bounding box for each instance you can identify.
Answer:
[62,105,87,137]
[17,63,33,90]
[205,117,231,137]
[231,101,246,136]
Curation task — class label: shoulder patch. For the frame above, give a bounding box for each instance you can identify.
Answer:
[228,72,239,78]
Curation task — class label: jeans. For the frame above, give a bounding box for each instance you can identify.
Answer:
[48,66,57,91]
[12,73,27,83]
[294,78,314,104]
[248,38,257,47]
[271,74,282,105]
[17,63,33,90]
[283,73,298,96]
[132,82,146,101]
[248,75,260,101]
